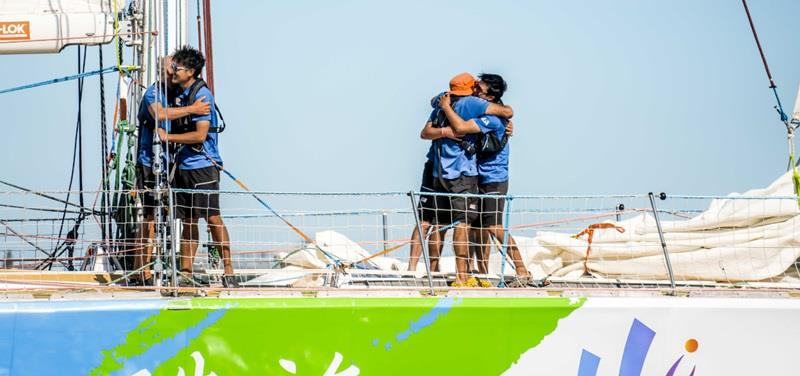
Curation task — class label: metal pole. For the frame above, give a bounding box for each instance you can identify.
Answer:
[648,192,676,294]
[168,187,179,296]
[408,191,434,294]
[151,136,165,289]
[201,0,215,92]
[616,203,624,222]
[381,211,389,249]
[498,195,513,288]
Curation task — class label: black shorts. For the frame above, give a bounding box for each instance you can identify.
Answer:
[174,166,221,220]
[475,180,509,228]
[417,161,438,223]
[136,164,157,217]
[433,175,479,226]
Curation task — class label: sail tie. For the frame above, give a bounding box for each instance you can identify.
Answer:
[573,223,626,276]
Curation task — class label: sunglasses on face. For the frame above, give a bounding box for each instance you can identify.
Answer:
[171,63,189,72]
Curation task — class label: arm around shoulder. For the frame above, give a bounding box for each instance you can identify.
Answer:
[420,122,440,140]
[486,102,513,119]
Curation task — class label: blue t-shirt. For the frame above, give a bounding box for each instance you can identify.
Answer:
[475,115,509,184]
[174,85,223,170]
[136,84,170,167]
[431,96,490,179]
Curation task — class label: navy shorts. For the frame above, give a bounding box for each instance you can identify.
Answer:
[433,175,479,226]
[474,180,509,228]
[174,166,221,220]
[417,161,439,223]
[136,164,157,218]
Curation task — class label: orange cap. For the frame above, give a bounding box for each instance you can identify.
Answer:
[449,72,476,96]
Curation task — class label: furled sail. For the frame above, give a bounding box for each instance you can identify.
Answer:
[0,0,124,54]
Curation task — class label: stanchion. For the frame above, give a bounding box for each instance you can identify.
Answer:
[168,188,180,297]
[648,192,676,295]
[381,211,389,250]
[498,195,514,288]
[408,192,434,295]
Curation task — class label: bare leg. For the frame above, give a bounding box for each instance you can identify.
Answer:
[407,221,431,272]
[453,223,470,283]
[180,217,200,277]
[133,215,155,280]
[207,215,234,275]
[477,229,491,274]
[468,228,480,274]
[489,225,529,277]
[428,226,442,272]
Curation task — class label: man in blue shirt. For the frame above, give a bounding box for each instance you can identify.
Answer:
[416,73,513,285]
[409,80,514,275]
[130,56,210,286]
[156,46,236,288]
[407,91,466,273]
[439,73,536,287]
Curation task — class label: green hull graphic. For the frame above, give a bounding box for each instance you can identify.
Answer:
[93,297,583,375]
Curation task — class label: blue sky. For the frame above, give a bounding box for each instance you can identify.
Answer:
[1,0,799,196]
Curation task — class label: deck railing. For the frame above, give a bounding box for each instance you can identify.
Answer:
[1,188,798,292]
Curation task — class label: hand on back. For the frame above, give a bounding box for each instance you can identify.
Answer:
[189,96,210,115]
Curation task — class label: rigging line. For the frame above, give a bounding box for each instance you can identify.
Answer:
[0,31,156,45]
[114,0,122,69]
[41,46,100,271]
[54,46,89,261]
[75,46,87,271]
[0,66,122,96]
[99,46,111,247]
[163,0,169,54]
[741,0,800,205]
[741,0,788,121]
[0,220,52,260]
[0,183,102,216]
[0,203,84,215]
[196,0,203,49]
[194,150,346,268]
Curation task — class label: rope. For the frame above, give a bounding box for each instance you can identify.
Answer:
[0,66,139,95]
[348,240,410,267]
[0,31,155,46]
[573,223,625,276]
[55,46,88,270]
[788,141,800,206]
[99,46,112,248]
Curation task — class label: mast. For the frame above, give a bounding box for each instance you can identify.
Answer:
[141,0,188,289]
[201,0,215,92]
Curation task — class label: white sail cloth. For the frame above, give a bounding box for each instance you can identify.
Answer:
[518,171,800,282]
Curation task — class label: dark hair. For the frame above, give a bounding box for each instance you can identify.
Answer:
[172,45,205,78]
[478,73,507,103]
